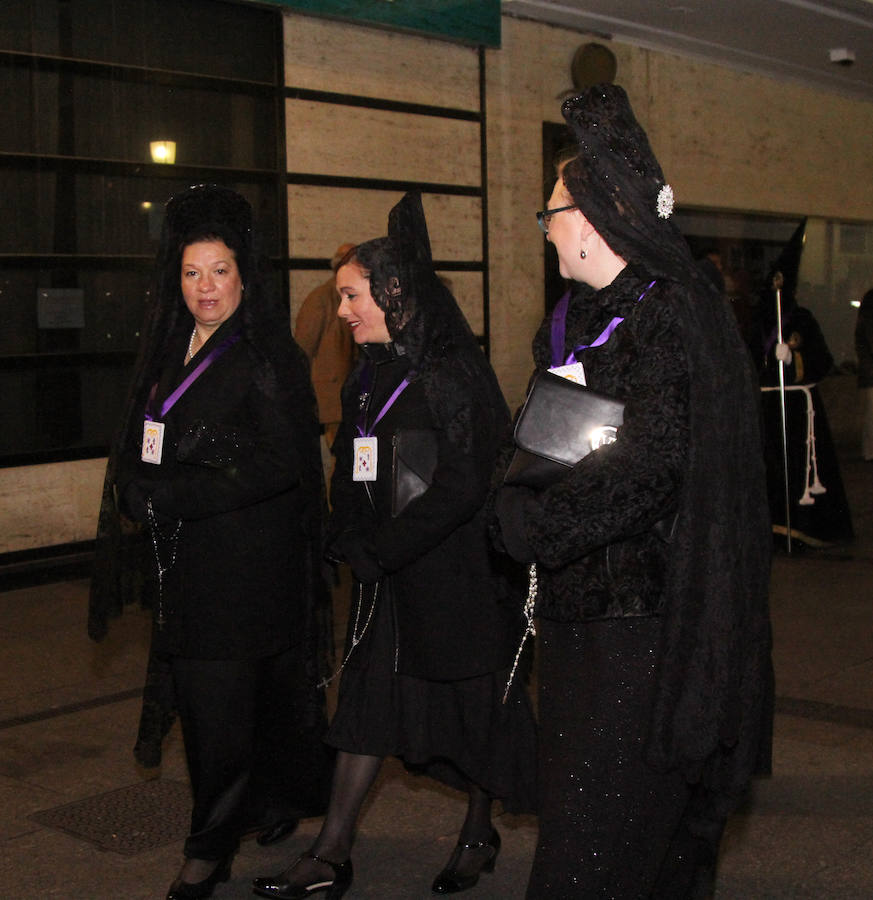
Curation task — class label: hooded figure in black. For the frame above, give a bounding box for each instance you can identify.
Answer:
[253,192,536,900]
[88,184,333,899]
[758,220,853,548]
[493,86,773,898]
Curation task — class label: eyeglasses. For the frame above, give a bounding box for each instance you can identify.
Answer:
[536,204,577,234]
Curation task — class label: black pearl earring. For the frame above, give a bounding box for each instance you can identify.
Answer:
[580,249,587,259]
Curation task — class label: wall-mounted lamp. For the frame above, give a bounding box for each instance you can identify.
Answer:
[150,140,176,164]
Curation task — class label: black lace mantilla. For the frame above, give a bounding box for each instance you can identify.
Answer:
[521,84,774,802]
[353,192,507,453]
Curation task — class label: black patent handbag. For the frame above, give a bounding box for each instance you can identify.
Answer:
[504,370,625,488]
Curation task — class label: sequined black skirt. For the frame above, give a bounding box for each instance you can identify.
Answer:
[527,616,693,899]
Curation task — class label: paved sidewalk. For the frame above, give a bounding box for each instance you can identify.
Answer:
[1,445,871,898]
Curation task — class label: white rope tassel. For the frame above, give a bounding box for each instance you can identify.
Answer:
[502,563,538,704]
[807,393,826,496]
[798,385,826,504]
[761,385,829,506]
[798,386,814,505]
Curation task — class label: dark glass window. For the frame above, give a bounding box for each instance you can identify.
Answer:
[0,0,277,81]
[0,171,280,258]
[0,0,284,465]
[0,364,133,458]
[0,67,277,169]
[0,268,149,355]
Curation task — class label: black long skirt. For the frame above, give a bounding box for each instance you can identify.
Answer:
[527,616,712,900]
[326,580,536,814]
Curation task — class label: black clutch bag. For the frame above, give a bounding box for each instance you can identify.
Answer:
[391,428,438,517]
[504,370,625,489]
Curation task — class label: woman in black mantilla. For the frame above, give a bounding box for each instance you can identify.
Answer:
[493,86,773,898]
[88,184,333,899]
[254,191,536,900]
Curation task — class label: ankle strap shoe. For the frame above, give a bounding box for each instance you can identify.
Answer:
[252,851,353,899]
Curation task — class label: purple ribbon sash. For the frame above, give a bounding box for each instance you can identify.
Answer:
[146,329,242,421]
[357,374,411,437]
[551,281,657,367]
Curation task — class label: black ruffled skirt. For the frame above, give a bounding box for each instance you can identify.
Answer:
[326,580,536,814]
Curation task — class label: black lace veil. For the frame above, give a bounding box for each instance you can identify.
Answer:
[558,86,773,799]
[351,191,507,450]
[560,86,695,284]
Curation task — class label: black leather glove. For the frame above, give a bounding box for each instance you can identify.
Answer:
[495,485,537,564]
[331,531,383,584]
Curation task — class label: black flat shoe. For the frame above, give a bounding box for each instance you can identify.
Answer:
[252,851,353,899]
[256,818,300,846]
[166,855,232,900]
[431,827,501,894]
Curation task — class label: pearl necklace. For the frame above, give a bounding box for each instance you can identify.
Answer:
[186,328,200,363]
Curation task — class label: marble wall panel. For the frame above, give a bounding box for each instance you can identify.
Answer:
[0,459,105,553]
[283,12,479,111]
[286,99,481,186]
[648,57,873,222]
[287,185,482,262]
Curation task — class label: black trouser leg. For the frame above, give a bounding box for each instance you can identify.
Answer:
[247,646,333,828]
[172,655,258,860]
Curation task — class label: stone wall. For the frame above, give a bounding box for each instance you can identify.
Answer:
[0,459,106,554]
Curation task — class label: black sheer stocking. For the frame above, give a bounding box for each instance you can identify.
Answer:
[278,751,382,887]
[459,783,492,843]
[313,751,383,858]
[276,756,496,887]
[443,782,496,879]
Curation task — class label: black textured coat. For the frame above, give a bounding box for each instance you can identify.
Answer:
[521,268,688,622]
[115,310,322,660]
[329,345,519,682]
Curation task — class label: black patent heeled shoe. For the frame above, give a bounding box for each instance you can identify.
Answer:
[252,851,353,899]
[166,854,232,900]
[431,827,501,894]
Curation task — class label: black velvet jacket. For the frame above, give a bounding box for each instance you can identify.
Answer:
[503,268,689,622]
[329,343,520,682]
[90,303,329,765]
[112,311,322,660]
